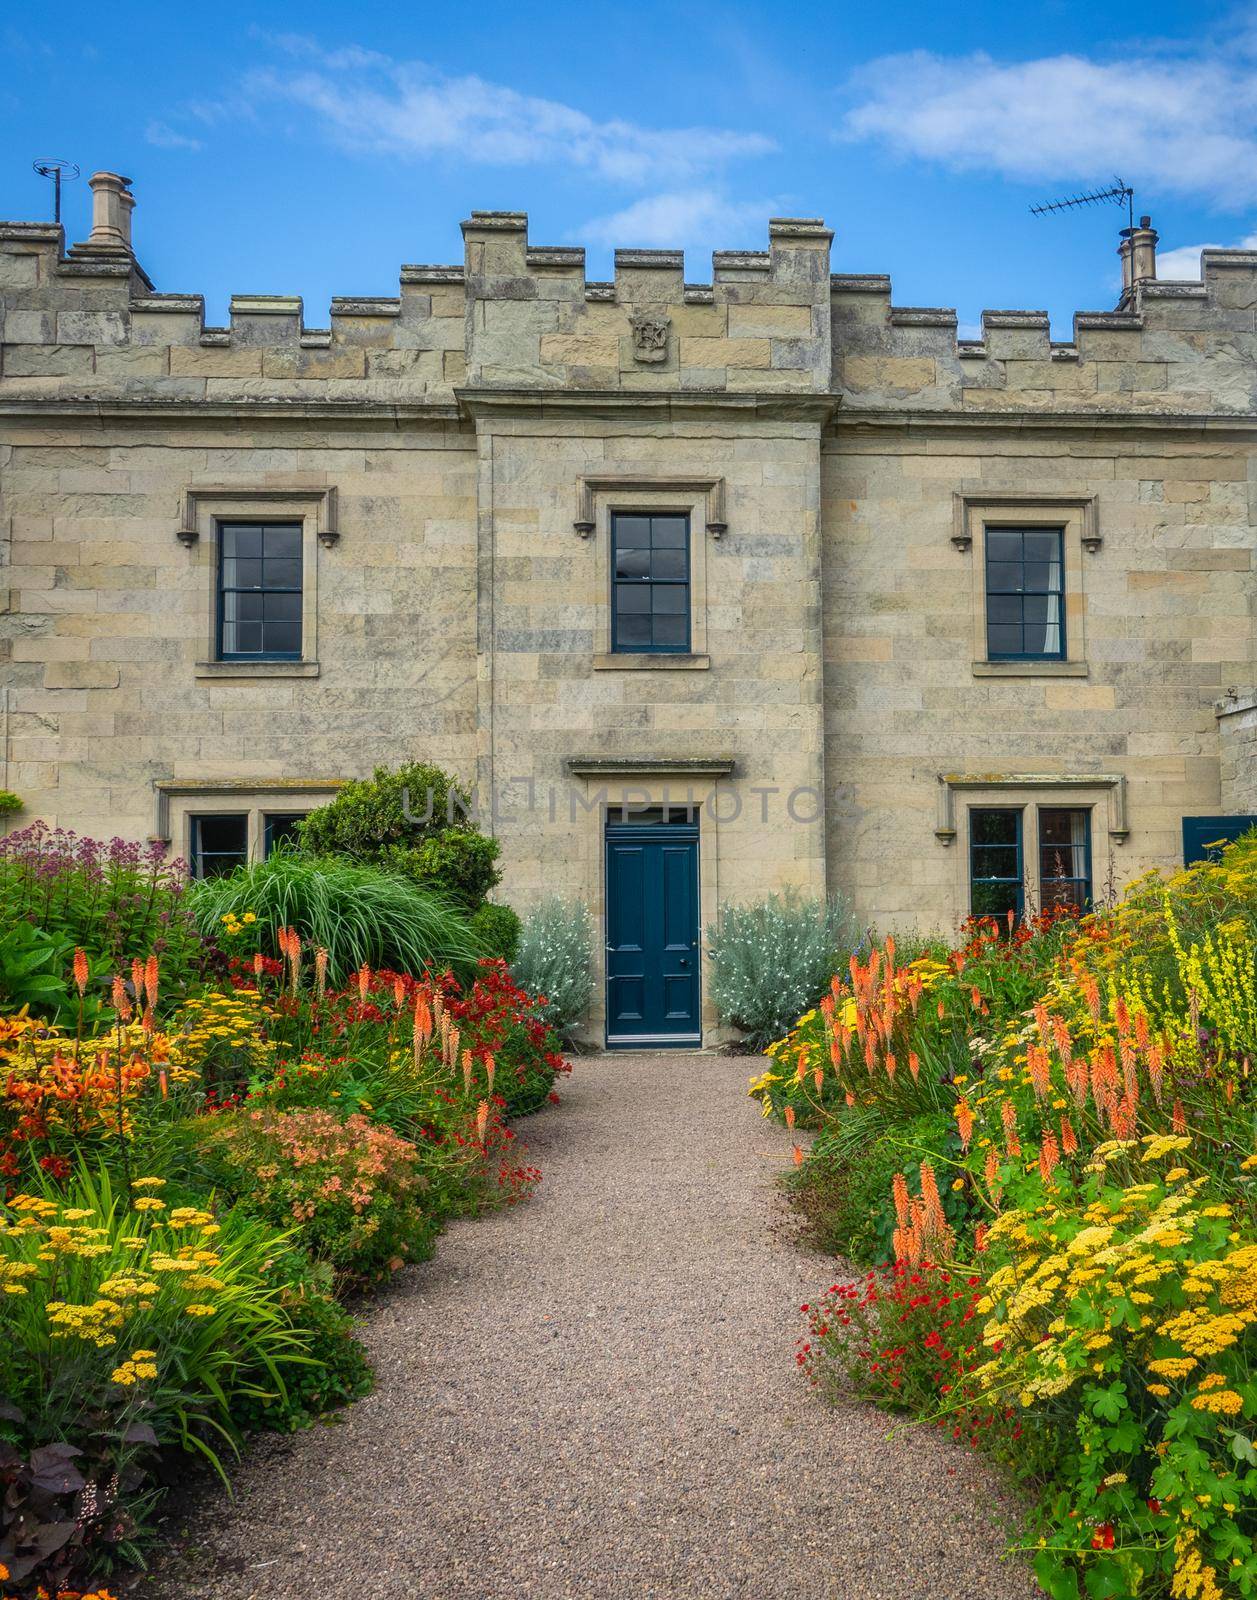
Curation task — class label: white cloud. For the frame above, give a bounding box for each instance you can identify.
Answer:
[1157,232,1257,279]
[238,41,775,186]
[842,47,1257,205]
[579,190,785,252]
[145,120,204,152]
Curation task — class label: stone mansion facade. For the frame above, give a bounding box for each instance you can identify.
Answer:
[2,172,1255,1042]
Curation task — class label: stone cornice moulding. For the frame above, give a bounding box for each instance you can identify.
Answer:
[176,484,339,548]
[934,771,1128,846]
[834,408,1257,438]
[951,490,1100,553]
[574,474,728,539]
[456,389,840,426]
[566,756,737,778]
[152,777,345,844]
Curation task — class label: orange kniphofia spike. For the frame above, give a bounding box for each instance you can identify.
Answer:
[73,947,90,997]
[144,953,159,1011]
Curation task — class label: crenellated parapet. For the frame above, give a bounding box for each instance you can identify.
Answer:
[832,245,1257,415]
[459,210,833,393]
[3,181,1256,417]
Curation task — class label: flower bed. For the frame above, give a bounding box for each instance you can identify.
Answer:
[764,839,1257,1600]
[0,842,567,1599]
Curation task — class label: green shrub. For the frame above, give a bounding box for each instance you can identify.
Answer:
[511,897,594,1037]
[188,852,480,983]
[0,790,22,816]
[230,1271,372,1434]
[196,1106,437,1288]
[469,900,522,962]
[707,891,856,1049]
[295,763,501,907]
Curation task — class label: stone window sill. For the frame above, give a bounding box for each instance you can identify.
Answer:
[971,660,1088,679]
[195,660,321,680]
[592,653,711,672]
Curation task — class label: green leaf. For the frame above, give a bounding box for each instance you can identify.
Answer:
[1033,1552,1081,1600]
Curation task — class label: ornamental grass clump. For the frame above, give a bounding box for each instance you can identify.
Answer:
[708,890,855,1050]
[0,1162,322,1588]
[511,897,594,1039]
[187,852,480,983]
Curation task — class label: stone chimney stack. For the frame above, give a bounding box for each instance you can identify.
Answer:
[85,171,134,249]
[1119,215,1158,296]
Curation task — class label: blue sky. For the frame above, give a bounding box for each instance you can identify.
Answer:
[2,2,1253,334]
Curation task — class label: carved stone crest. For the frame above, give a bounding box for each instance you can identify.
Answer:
[629,312,670,364]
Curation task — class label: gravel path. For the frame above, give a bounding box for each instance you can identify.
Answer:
[138,1054,1036,1600]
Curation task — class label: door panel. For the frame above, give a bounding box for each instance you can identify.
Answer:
[606,827,699,1044]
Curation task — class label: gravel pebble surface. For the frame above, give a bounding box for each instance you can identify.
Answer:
[135,1053,1038,1600]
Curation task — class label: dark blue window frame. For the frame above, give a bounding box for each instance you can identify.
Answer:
[611,512,691,654]
[263,813,307,857]
[216,521,303,661]
[985,526,1066,661]
[1038,807,1092,913]
[969,807,1024,922]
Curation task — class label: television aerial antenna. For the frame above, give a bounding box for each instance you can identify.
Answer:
[32,158,79,225]
[1030,177,1135,234]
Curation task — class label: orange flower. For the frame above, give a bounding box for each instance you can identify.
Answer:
[253,951,264,978]
[813,1068,824,1092]
[315,947,329,998]
[144,953,159,1011]
[462,1048,474,1094]
[1060,1116,1078,1155]
[1171,1098,1188,1134]
[956,1099,974,1150]
[413,990,432,1045]
[476,1099,490,1143]
[984,1146,1003,1206]
[784,1104,796,1130]
[357,964,372,1003]
[1027,1044,1051,1100]
[908,1051,920,1082]
[73,947,89,997]
[1038,1130,1061,1183]
[1001,1098,1021,1158]
[485,1053,496,1094]
[884,1051,897,1080]
[111,975,132,1022]
[892,1171,910,1231]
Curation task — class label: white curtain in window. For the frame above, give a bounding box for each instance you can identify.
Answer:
[1068,808,1088,878]
[1042,547,1063,655]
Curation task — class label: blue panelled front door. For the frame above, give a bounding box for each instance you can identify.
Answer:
[605,816,700,1046]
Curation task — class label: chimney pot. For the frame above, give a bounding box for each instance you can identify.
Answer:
[1118,215,1158,298]
[85,170,134,250]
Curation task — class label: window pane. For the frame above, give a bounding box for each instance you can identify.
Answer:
[652,613,688,647]
[651,547,688,581]
[986,624,1023,655]
[265,591,302,623]
[262,621,301,656]
[1023,529,1062,563]
[615,546,650,579]
[616,612,651,646]
[1023,562,1057,592]
[652,584,688,615]
[223,525,262,559]
[986,562,1025,593]
[263,524,301,559]
[972,880,1021,920]
[615,582,650,614]
[987,593,1021,625]
[264,814,305,855]
[614,516,650,547]
[193,814,248,879]
[971,809,1020,846]
[225,620,263,655]
[223,557,262,590]
[265,557,302,589]
[651,517,688,548]
[231,591,264,622]
[972,845,1019,878]
[985,528,1022,562]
